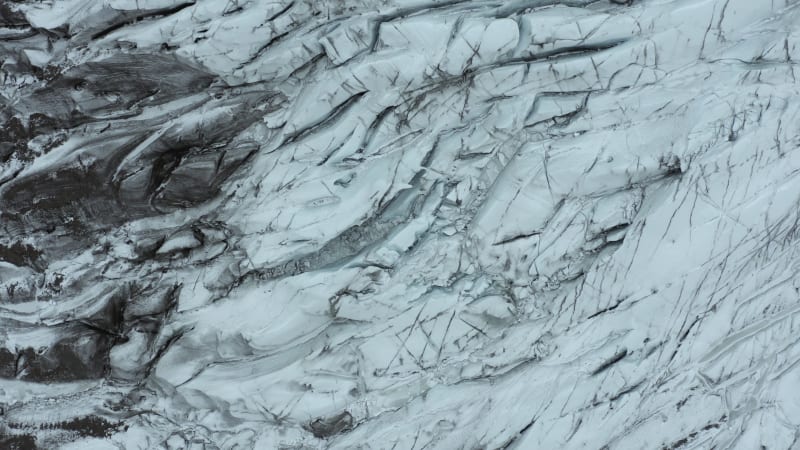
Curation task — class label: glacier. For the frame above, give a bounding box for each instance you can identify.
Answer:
[1,0,800,448]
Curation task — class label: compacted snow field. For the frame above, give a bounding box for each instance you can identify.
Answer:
[2,0,800,448]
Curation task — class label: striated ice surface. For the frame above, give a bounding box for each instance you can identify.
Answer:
[2,0,800,448]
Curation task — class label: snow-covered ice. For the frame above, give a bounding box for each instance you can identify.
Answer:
[2,0,800,448]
